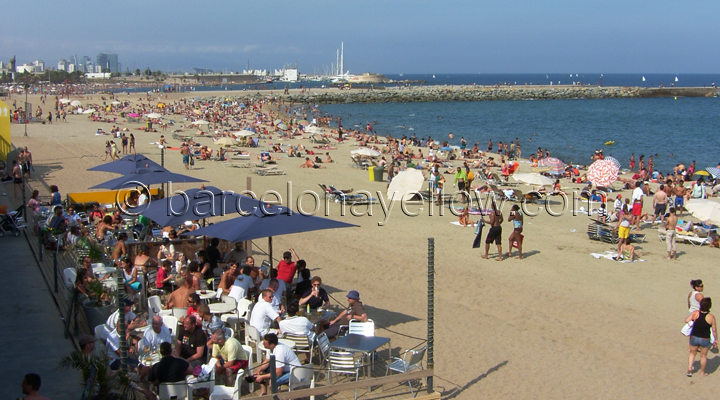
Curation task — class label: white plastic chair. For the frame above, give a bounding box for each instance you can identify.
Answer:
[288,365,315,391]
[158,381,187,400]
[63,268,77,289]
[172,307,188,319]
[386,345,427,397]
[209,345,252,400]
[244,323,265,364]
[148,295,172,319]
[348,319,375,336]
[161,315,179,337]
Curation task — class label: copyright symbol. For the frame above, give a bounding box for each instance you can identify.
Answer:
[115,180,152,216]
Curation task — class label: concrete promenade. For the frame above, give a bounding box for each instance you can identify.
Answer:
[0,233,81,399]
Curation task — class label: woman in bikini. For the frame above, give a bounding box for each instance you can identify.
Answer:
[507,204,524,259]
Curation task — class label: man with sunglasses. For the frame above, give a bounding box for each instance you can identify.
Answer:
[298,276,330,310]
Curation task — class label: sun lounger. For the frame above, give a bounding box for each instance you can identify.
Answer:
[327,185,376,204]
[657,229,711,246]
[254,166,286,176]
[309,134,331,144]
[587,222,645,244]
[351,156,371,170]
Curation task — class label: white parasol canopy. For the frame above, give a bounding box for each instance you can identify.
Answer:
[215,137,237,147]
[512,173,555,186]
[145,112,162,119]
[59,98,71,104]
[305,125,323,134]
[192,120,209,125]
[387,169,425,202]
[70,100,82,107]
[351,147,381,158]
[111,100,121,105]
[685,199,720,225]
[82,108,96,114]
[234,130,255,137]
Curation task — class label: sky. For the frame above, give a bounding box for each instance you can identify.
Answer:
[2,0,719,74]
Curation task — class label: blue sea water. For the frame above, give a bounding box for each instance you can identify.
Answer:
[318,96,720,175]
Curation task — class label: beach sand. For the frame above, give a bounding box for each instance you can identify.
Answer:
[8,90,720,399]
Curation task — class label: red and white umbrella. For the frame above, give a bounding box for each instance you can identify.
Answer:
[534,157,565,175]
[587,159,620,187]
[604,156,621,170]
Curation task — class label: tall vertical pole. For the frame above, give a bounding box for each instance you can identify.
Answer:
[426,238,435,393]
[340,42,344,77]
[24,83,28,136]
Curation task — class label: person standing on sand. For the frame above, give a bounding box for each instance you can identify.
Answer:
[481,201,504,261]
[652,184,668,224]
[629,153,636,171]
[673,179,687,217]
[665,207,678,260]
[507,204,524,259]
[688,280,704,314]
[181,143,190,169]
[631,181,644,230]
[685,297,718,377]
[129,133,135,154]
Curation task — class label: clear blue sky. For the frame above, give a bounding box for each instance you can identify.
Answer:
[2,0,718,74]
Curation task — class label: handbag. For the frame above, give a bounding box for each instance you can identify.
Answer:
[681,321,693,336]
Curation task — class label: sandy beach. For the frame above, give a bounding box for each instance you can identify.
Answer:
[7,89,720,399]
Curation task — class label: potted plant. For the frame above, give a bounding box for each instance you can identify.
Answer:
[81,279,116,328]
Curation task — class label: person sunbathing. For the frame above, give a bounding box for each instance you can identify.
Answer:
[299,157,324,169]
[458,207,473,227]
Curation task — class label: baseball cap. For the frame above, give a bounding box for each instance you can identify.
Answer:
[346,290,360,300]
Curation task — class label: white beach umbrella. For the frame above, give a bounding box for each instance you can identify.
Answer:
[234,130,255,137]
[215,137,237,147]
[145,113,162,119]
[512,173,555,186]
[685,199,720,225]
[192,120,209,125]
[387,169,425,202]
[59,98,71,104]
[305,125,323,134]
[70,100,82,107]
[111,100,122,105]
[82,108,96,114]
[277,123,288,130]
[351,147,381,158]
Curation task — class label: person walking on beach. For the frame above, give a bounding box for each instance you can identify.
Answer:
[688,280,704,314]
[685,297,718,377]
[665,207,678,260]
[181,143,191,169]
[129,133,135,154]
[481,201,504,261]
[631,181,644,230]
[507,204,524,259]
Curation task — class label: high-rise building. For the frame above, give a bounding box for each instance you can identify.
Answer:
[96,53,119,73]
[57,59,67,71]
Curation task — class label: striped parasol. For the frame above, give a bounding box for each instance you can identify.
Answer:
[534,157,565,175]
[587,158,620,187]
[705,167,720,179]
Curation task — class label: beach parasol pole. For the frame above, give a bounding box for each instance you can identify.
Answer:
[427,237,435,393]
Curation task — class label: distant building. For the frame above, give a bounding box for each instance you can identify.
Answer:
[57,59,67,71]
[86,72,111,79]
[96,53,119,73]
[32,60,45,72]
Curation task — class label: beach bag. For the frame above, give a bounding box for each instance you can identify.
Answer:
[189,156,195,166]
[681,321,693,336]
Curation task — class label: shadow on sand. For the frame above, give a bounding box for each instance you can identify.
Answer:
[442,360,509,400]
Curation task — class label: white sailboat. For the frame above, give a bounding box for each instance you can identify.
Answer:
[642,76,646,82]
[675,76,679,82]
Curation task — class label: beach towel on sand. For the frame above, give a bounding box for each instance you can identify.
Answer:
[590,251,645,263]
[451,221,478,227]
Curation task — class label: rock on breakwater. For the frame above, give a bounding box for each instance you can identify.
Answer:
[281,85,718,104]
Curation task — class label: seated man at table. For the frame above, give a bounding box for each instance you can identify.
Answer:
[249,289,282,335]
[106,328,140,370]
[149,342,192,385]
[142,316,173,351]
[279,302,314,345]
[175,315,207,366]
[298,276,330,310]
[218,262,240,296]
[247,333,301,396]
[323,290,367,339]
[260,278,285,314]
[166,275,193,309]
[224,242,247,266]
[210,329,248,386]
[106,297,144,331]
[228,265,254,302]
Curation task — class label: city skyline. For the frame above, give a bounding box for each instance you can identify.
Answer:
[2,0,719,74]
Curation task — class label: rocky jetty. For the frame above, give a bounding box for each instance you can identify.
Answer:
[281,85,718,104]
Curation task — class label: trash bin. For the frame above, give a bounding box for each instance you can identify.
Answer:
[373,166,385,182]
[368,166,376,181]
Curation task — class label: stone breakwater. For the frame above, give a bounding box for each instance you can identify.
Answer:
[281,85,718,104]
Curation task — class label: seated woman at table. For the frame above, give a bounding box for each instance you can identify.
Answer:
[95,215,114,241]
[111,232,128,265]
[157,237,176,262]
[133,246,158,273]
[75,267,110,303]
[120,257,142,296]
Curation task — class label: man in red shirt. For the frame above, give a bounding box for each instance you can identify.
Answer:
[275,249,299,285]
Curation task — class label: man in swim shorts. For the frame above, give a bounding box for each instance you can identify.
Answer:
[665,207,678,260]
[481,202,504,261]
[673,178,687,216]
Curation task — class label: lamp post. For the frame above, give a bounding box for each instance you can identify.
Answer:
[24,82,28,136]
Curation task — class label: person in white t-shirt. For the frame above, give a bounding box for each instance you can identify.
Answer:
[106,297,143,331]
[248,333,301,396]
[141,316,172,351]
[228,266,255,303]
[278,302,313,337]
[249,289,282,335]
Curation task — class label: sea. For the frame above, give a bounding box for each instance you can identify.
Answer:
[128,73,720,174]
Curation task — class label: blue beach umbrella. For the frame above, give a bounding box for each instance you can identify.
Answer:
[141,186,288,227]
[182,207,357,243]
[88,154,165,174]
[89,167,206,190]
